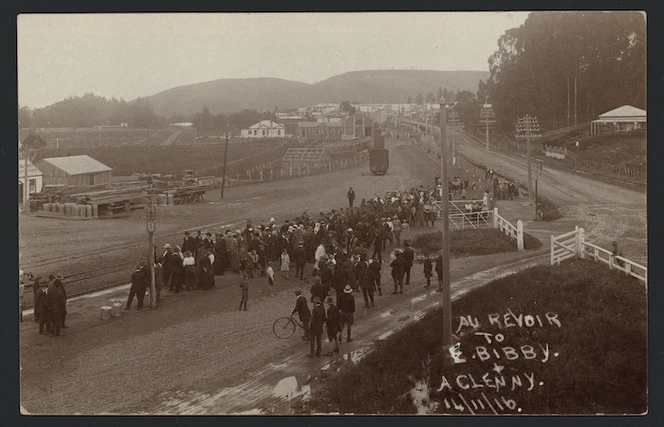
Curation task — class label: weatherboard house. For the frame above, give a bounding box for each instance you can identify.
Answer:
[241,120,286,138]
[590,105,646,135]
[36,155,113,187]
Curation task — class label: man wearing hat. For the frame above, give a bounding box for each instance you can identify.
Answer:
[403,240,415,285]
[47,274,67,336]
[307,296,326,357]
[360,261,377,308]
[324,296,341,356]
[337,284,356,342]
[294,241,306,280]
[310,276,327,304]
[34,279,49,334]
[292,290,311,340]
[347,187,356,208]
[125,262,148,310]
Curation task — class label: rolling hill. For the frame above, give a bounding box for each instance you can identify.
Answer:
[145,69,489,117]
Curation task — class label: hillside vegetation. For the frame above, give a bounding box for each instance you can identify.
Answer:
[146,69,488,116]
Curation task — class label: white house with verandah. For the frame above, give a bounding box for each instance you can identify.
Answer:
[240,120,286,138]
[590,105,646,135]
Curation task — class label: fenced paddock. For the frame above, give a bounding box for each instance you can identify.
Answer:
[551,227,647,286]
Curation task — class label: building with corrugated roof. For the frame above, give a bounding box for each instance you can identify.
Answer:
[36,155,113,187]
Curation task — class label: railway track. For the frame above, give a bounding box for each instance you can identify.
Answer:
[20,189,316,307]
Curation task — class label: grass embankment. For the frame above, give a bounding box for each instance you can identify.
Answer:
[307,259,647,414]
[414,229,542,256]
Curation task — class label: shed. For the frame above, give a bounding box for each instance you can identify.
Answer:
[37,155,113,187]
[591,105,646,135]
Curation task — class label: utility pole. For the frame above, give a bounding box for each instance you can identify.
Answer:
[221,133,230,199]
[23,151,29,211]
[515,115,541,205]
[535,159,543,219]
[480,102,496,164]
[447,109,462,165]
[439,98,452,368]
[145,196,157,309]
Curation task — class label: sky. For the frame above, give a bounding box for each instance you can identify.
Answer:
[17,12,529,109]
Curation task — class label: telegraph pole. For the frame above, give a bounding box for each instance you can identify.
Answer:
[145,196,157,309]
[515,115,541,205]
[221,133,230,199]
[439,98,452,367]
[447,109,462,165]
[480,102,496,162]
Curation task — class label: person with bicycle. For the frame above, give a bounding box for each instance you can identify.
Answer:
[292,290,311,341]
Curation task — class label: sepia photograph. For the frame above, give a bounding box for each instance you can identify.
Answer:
[17,11,647,416]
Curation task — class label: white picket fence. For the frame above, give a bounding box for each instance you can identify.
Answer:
[551,227,647,286]
[493,207,524,251]
[432,202,524,250]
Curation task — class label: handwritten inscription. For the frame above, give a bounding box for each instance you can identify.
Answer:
[437,309,561,414]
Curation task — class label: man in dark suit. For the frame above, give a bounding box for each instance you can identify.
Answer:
[347,187,356,208]
[34,280,49,334]
[310,276,327,304]
[125,262,148,310]
[324,296,341,356]
[337,284,356,342]
[307,297,326,357]
[402,240,415,285]
[182,231,196,256]
[291,290,311,340]
[47,275,67,336]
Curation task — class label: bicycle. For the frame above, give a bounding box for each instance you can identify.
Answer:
[273,314,304,339]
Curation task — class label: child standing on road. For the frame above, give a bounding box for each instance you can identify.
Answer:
[423,255,433,288]
[281,249,291,281]
[239,273,248,311]
[266,262,275,295]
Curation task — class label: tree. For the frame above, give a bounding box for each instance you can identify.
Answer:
[425,93,436,103]
[437,87,444,102]
[487,11,645,131]
[415,93,424,105]
[340,101,356,115]
[407,96,413,104]
[18,106,33,129]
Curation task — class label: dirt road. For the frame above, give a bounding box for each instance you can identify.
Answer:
[420,127,646,263]
[19,131,646,414]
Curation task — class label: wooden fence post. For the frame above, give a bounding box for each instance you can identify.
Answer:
[550,235,555,265]
[517,219,524,251]
[492,207,499,228]
[260,170,263,182]
[577,227,585,259]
